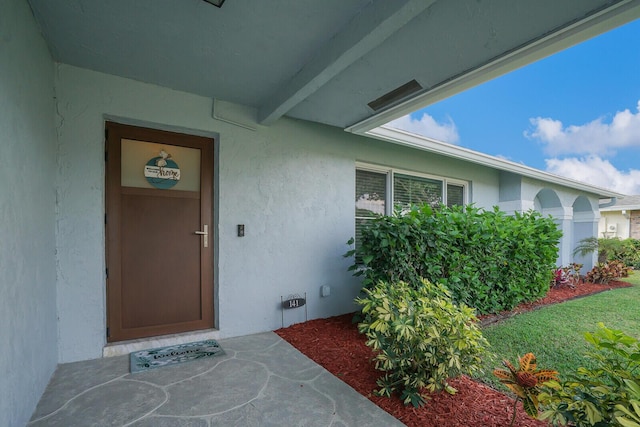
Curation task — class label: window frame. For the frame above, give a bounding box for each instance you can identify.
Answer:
[355,162,469,214]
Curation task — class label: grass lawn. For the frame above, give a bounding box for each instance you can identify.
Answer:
[475,270,640,390]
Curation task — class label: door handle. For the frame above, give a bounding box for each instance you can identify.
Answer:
[195,224,208,248]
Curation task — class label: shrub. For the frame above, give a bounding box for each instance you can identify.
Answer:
[493,353,558,426]
[539,324,640,426]
[551,268,570,288]
[355,278,489,407]
[614,379,640,426]
[616,239,640,269]
[552,263,583,289]
[585,260,631,284]
[348,204,562,314]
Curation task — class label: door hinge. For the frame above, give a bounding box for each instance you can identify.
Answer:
[105,268,109,278]
[106,327,110,338]
[104,213,107,224]
[104,151,108,162]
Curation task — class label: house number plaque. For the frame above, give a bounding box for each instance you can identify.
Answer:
[282,296,306,309]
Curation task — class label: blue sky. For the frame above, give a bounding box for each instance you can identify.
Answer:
[388,18,640,195]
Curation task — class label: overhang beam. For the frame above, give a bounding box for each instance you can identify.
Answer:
[257,0,434,125]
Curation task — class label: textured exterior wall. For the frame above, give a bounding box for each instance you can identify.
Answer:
[54,64,501,362]
[0,0,58,425]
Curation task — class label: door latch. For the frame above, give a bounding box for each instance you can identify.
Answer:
[195,224,209,248]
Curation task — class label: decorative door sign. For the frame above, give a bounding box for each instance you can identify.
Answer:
[144,150,181,189]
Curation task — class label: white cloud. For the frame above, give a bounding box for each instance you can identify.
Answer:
[545,155,640,194]
[387,113,460,144]
[525,100,640,156]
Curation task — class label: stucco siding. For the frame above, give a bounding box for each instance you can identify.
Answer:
[0,0,58,425]
[54,64,504,362]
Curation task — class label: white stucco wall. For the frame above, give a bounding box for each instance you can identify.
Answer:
[0,0,58,425]
[54,64,504,362]
[521,177,601,271]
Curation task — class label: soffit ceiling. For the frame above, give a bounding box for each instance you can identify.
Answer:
[28,0,640,131]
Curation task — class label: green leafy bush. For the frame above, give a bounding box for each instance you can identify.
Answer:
[355,278,489,407]
[615,379,640,427]
[539,324,640,426]
[348,204,562,314]
[616,239,640,269]
[585,260,631,284]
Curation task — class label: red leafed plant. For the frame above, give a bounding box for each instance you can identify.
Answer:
[493,353,558,427]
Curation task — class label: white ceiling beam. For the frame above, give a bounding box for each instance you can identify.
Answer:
[257,0,435,125]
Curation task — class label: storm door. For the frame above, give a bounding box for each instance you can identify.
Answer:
[105,122,214,342]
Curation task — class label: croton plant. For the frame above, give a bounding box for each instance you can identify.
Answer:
[494,353,558,426]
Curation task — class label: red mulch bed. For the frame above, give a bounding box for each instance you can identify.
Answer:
[275,280,631,427]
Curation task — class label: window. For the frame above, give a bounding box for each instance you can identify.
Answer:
[355,169,387,251]
[354,164,468,249]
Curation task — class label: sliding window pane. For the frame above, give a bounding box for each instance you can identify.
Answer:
[356,170,386,217]
[394,173,442,210]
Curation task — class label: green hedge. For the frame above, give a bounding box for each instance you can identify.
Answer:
[348,204,562,315]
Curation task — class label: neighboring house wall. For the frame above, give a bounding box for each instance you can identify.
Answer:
[53,64,504,363]
[0,1,58,426]
[598,211,631,239]
[631,211,640,239]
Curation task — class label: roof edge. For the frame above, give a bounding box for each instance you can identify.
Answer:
[364,126,625,199]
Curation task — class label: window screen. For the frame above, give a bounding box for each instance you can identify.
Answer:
[446,183,465,207]
[393,173,442,210]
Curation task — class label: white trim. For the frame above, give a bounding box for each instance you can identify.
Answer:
[362,126,623,198]
[355,161,391,174]
[345,1,640,133]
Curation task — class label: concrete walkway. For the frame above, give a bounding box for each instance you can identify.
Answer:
[28,332,405,426]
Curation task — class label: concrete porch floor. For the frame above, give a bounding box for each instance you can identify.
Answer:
[28,332,405,426]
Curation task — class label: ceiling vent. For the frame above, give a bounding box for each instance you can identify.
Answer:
[368,79,423,112]
[202,0,225,7]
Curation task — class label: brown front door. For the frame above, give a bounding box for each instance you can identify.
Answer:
[105,122,214,342]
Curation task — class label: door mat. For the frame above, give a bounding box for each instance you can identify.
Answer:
[130,339,225,373]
